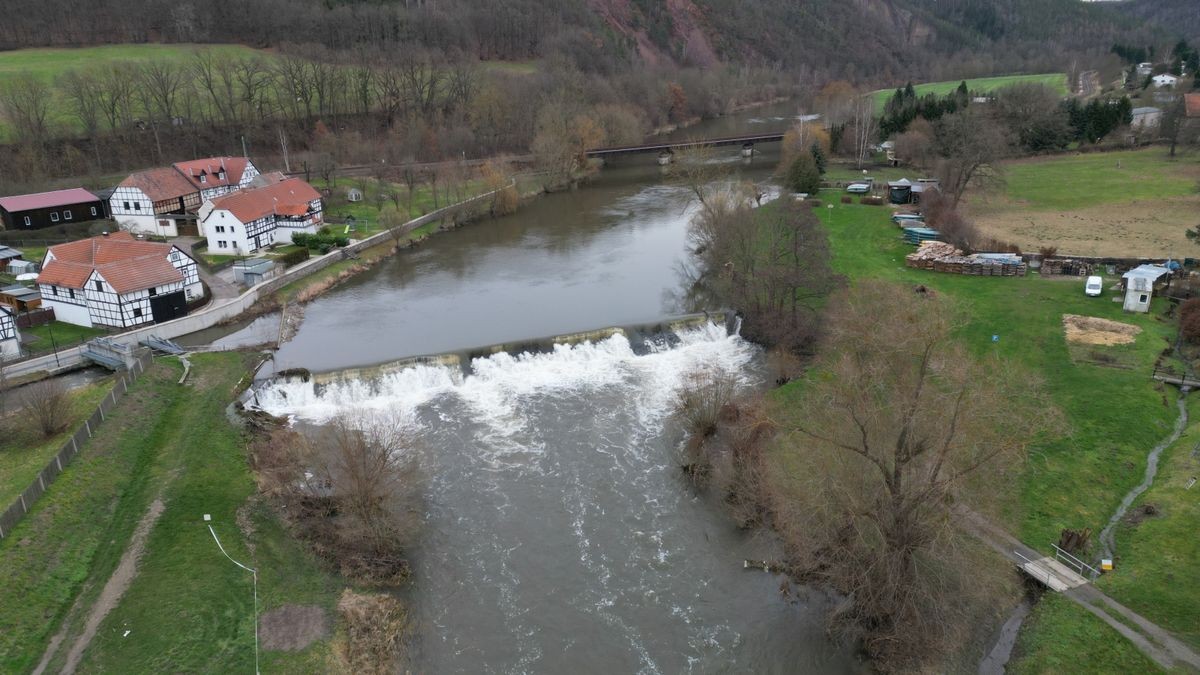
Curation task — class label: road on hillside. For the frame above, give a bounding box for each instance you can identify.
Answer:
[1078,70,1100,98]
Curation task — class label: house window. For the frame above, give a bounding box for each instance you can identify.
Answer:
[68,288,75,299]
[94,280,103,291]
[50,212,60,222]
[123,201,130,210]
[1140,294,1149,303]
[216,225,224,233]
[200,174,207,183]
[64,210,72,221]
[91,207,97,216]
[133,308,142,318]
[149,287,157,297]
[23,216,30,227]
[134,203,141,211]
[52,286,59,296]
[218,240,227,249]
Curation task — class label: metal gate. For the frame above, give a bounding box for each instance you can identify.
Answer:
[149,290,188,323]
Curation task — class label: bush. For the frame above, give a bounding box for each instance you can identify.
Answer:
[785,153,822,194]
[1181,298,1200,343]
[292,231,349,252]
[840,195,852,204]
[278,247,311,268]
[807,199,822,208]
[860,196,883,205]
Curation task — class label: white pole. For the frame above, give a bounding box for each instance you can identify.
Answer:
[206,521,259,674]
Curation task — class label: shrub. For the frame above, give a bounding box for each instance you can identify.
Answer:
[278,247,311,268]
[1038,245,1059,258]
[293,231,349,252]
[807,199,822,208]
[841,195,852,204]
[20,378,69,438]
[785,153,822,194]
[1181,298,1200,343]
[860,196,883,206]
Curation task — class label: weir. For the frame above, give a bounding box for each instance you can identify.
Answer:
[259,311,735,391]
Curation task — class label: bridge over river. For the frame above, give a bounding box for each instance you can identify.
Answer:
[585,132,785,159]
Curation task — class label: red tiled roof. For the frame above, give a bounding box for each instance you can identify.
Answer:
[1186,93,1200,119]
[37,232,186,294]
[0,188,100,213]
[118,167,196,203]
[173,157,251,190]
[206,179,320,224]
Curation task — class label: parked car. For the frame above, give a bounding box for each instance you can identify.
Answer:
[845,182,871,194]
[1085,275,1104,297]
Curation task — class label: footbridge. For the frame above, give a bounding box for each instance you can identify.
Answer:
[584,132,785,159]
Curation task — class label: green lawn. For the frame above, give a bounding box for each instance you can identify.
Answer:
[0,379,111,507]
[774,197,1186,670]
[321,176,490,239]
[871,73,1069,112]
[0,354,343,673]
[22,321,109,354]
[1009,594,1163,674]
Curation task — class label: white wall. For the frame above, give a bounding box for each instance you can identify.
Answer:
[0,336,18,358]
[43,297,93,327]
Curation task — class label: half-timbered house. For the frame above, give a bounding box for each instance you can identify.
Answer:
[109,157,259,237]
[199,178,323,254]
[36,233,202,328]
[0,305,19,358]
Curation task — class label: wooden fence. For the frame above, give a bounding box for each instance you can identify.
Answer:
[0,349,155,540]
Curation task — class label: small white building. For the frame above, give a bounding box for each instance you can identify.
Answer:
[1136,62,1154,78]
[1121,265,1171,313]
[1152,74,1178,89]
[0,305,20,358]
[1131,106,1162,129]
[199,178,323,255]
[109,157,259,237]
[36,232,202,328]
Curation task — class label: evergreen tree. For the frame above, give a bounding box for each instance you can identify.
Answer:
[786,152,822,194]
[810,141,827,175]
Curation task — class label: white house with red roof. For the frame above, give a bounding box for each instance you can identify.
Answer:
[36,232,202,328]
[109,157,259,238]
[198,178,323,254]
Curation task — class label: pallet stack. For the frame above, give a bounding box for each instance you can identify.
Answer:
[905,242,1028,277]
[1040,258,1094,277]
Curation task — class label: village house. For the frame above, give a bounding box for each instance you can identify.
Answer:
[109,157,259,238]
[36,232,202,328]
[1136,62,1154,78]
[199,178,323,255]
[0,306,19,358]
[0,188,108,230]
[1152,73,1178,89]
[1131,106,1162,129]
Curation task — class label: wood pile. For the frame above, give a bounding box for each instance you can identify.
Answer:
[1041,258,1095,277]
[905,242,1028,277]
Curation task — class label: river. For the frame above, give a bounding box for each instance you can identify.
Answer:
[253,101,860,673]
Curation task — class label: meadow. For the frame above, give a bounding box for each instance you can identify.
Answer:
[774,196,1191,671]
[870,73,1069,112]
[967,148,1200,257]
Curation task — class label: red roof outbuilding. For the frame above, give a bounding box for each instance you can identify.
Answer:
[0,188,100,213]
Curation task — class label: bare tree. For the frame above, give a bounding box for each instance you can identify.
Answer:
[849,95,878,169]
[21,378,70,438]
[935,108,1010,207]
[772,281,1055,669]
[58,69,105,168]
[0,74,54,145]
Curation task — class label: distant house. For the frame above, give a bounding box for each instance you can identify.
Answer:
[1121,265,1171,313]
[1152,74,1178,89]
[1131,106,1162,129]
[199,178,323,255]
[0,306,19,358]
[0,188,107,230]
[109,157,259,238]
[1136,62,1154,78]
[36,232,202,328]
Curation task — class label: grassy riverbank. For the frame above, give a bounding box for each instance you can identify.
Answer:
[773,198,1185,671]
[0,353,346,673]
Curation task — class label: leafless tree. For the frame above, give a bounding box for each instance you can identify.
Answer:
[58,69,106,168]
[0,74,54,145]
[21,377,70,438]
[772,281,1056,670]
[849,95,878,169]
[935,108,1010,207]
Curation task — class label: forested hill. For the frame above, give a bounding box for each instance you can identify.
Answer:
[1117,0,1200,43]
[0,0,1169,82]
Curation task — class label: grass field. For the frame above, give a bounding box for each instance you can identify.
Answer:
[1010,594,1162,674]
[22,321,110,355]
[967,148,1200,257]
[0,354,343,673]
[871,73,1069,112]
[773,196,1188,671]
[0,379,111,507]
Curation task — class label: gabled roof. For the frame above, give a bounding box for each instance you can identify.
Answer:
[0,188,100,213]
[37,232,185,294]
[118,167,196,202]
[1186,93,1200,119]
[173,157,251,190]
[205,178,321,224]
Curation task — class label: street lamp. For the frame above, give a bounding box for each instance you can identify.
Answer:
[827,203,835,226]
[46,320,60,368]
[203,514,259,675]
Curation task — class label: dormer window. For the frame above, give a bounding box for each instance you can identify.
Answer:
[199,173,207,184]
[217,170,226,180]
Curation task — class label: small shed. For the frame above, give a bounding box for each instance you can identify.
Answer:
[233,258,276,286]
[0,285,41,311]
[888,179,912,204]
[6,259,36,275]
[1121,264,1171,313]
[0,246,22,263]
[346,187,364,203]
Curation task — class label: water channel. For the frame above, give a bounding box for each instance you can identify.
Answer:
[250,101,861,672]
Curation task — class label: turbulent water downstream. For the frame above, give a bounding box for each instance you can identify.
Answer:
[247,102,858,671]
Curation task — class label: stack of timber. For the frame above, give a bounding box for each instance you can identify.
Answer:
[905,241,1028,277]
[1040,258,1095,277]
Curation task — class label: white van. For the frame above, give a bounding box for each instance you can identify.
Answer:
[1085,275,1104,297]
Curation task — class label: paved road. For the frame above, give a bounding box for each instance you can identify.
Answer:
[170,237,241,300]
[1078,70,1100,98]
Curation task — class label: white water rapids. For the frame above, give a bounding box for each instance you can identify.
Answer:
[256,323,857,673]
